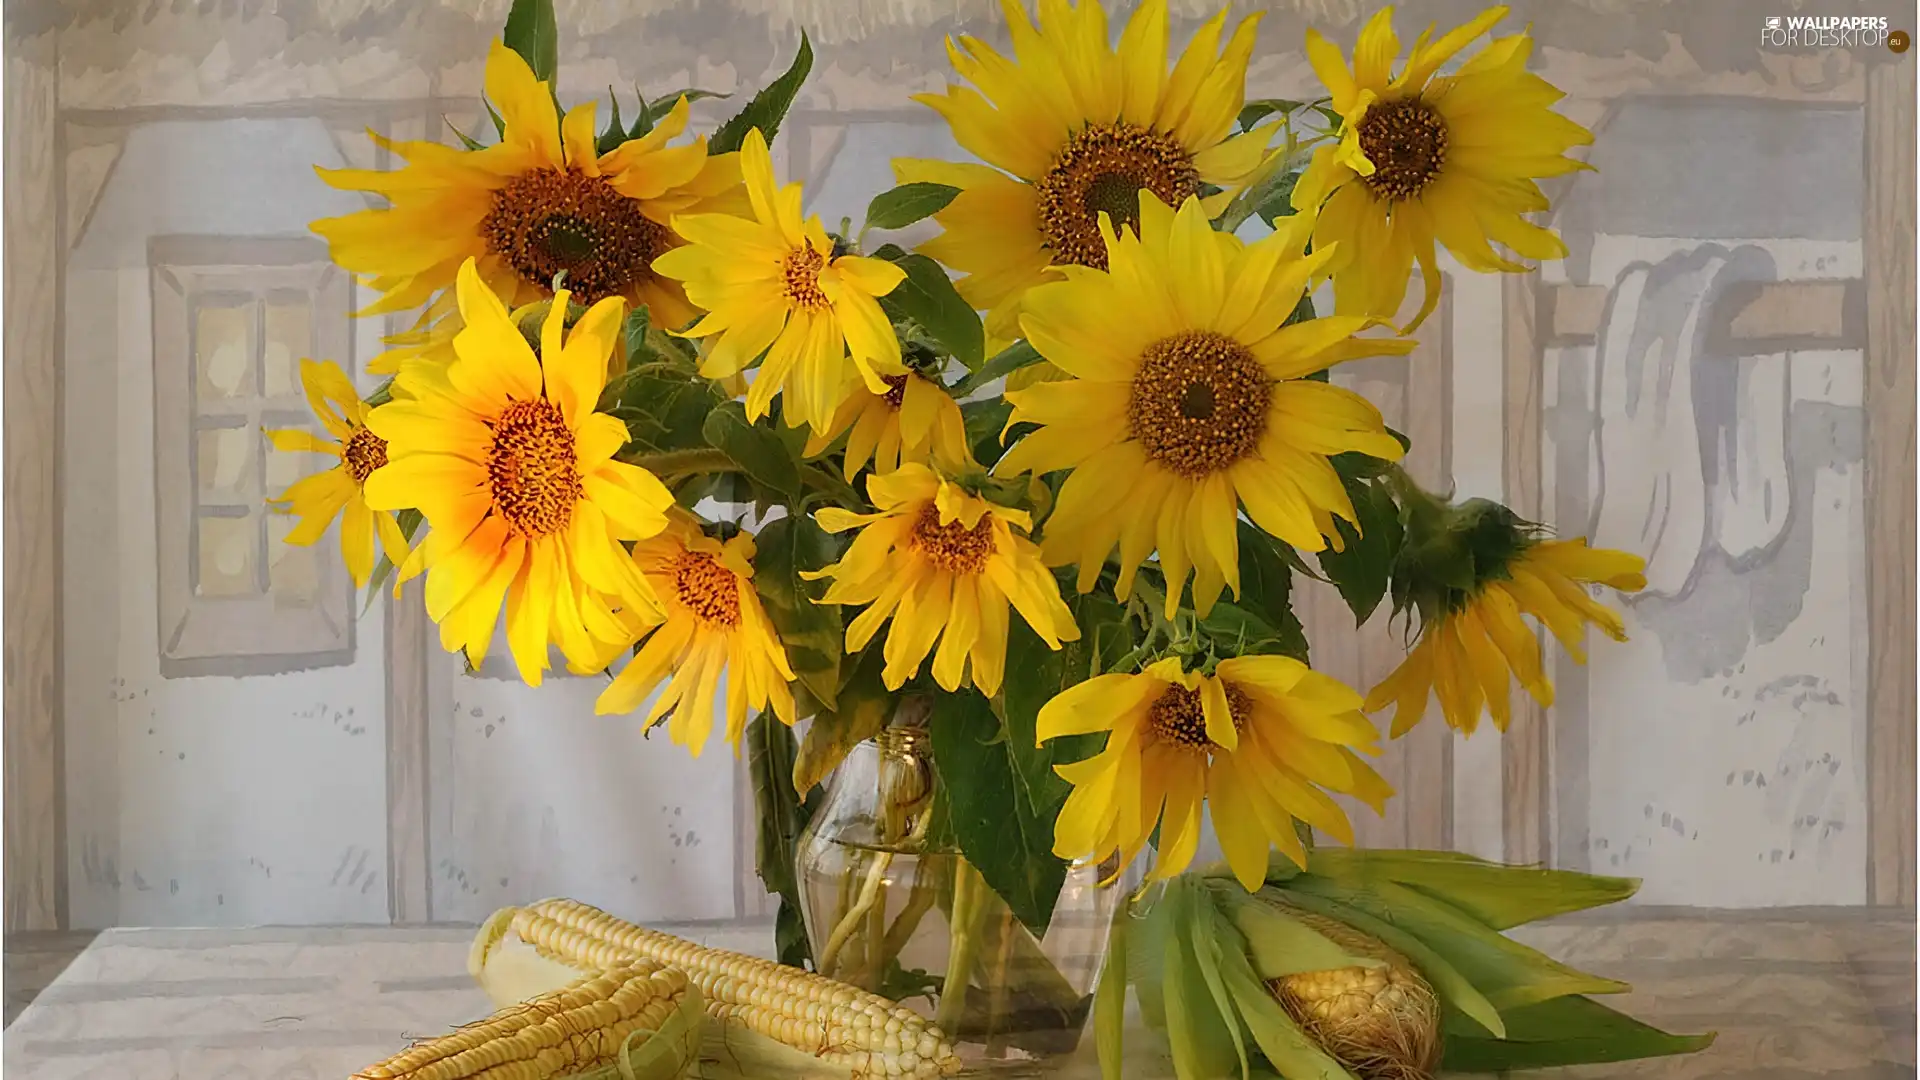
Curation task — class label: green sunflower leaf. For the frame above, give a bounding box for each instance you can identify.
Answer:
[1316,473,1403,624]
[1230,521,1309,663]
[864,182,961,232]
[1237,98,1302,132]
[954,339,1044,397]
[792,645,890,794]
[702,402,802,501]
[1253,170,1304,229]
[710,32,813,156]
[872,243,986,371]
[749,513,843,711]
[746,710,820,969]
[502,0,559,85]
[928,690,1070,935]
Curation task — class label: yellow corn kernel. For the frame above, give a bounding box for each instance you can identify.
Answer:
[356,961,695,1080]
[502,899,962,1078]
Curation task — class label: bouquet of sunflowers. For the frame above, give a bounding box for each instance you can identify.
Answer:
[281,1,1715,1077]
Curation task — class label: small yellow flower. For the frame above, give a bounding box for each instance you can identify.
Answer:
[653,129,909,437]
[1367,539,1647,737]
[363,259,676,686]
[804,463,1079,696]
[266,359,411,588]
[802,371,971,482]
[1294,5,1593,332]
[595,516,797,758]
[1041,655,1392,891]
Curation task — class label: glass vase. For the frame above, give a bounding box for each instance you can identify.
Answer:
[794,697,1119,1064]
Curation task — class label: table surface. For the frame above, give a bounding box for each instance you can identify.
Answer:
[3,912,1913,1080]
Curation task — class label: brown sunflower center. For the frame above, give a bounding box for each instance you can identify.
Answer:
[910,503,997,575]
[487,398,580,537]
[342,425,388,486]
[1356,98,1448,202]
[671,552,742,627]
[1035,123,1200,270]
[1147,683,1252,751]
[481,168,672,303]
[881,374,910,409]
[782,245,830,311]
[1127,330,1272,478]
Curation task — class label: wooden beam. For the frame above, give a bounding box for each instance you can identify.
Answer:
[1502,272,1550,867]
[1548,280,1866,349]
[1546,283,1611,345]
[4,28,64,932]
[1864,57,1915,909]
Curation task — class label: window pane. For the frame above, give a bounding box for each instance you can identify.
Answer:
[267,515,322,605]
[263,426,329,495]
[196,426,257,506]
[196,513,259,597]
[263,299,312,399]
[196,301,255,401]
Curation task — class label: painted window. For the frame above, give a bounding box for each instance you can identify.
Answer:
[151,236,355,677]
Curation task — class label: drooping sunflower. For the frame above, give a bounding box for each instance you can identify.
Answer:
[654,129,908,437]
[1367,537,1647,737]
[265,359,411,587]
[896,0,1278,343]
[1040,655,1393,891]
[363,259,676,686]
[313,40,741,334]
[1293,5,1593,332]
[804,463,1079,697]
[594,515,797,758]
[998,193,1414,618]
[802,371,971,482]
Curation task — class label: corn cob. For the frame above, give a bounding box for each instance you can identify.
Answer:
[1266,905,1441,1080]
[503,898,962,1078]
[356,960,699,1080]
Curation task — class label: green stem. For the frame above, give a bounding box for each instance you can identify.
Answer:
[936,860,988,1037]
[880,856,944,960]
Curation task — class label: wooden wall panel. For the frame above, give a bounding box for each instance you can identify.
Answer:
[5,28,65,932]
[1863,57,1915,909]
[1501,273,1549,866]
[1310,278,1453,850]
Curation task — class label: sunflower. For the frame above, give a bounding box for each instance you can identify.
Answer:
[803,463,1078,697]
[593,515,797,757]
[653,129,908,437]
[1040,655,1392,891]
[1367,539,1647,737]
[363,259,676,686]
[997,193,1414,618]
[895,0,1278,343]
[1293,5,1593,332]
[802,371,971,482]
[265,359,411,587]
[312,40,741,334]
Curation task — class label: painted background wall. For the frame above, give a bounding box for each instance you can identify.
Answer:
[3,0,1912,932]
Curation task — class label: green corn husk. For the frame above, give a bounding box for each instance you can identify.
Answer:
[1100,850,1715,1080]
